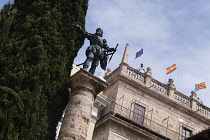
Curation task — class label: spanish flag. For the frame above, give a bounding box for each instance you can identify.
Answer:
[166,64,177,75]
[195,82,206,91]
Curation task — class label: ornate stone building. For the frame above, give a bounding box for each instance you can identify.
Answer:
[92,44,210,140]
[57,44,210,140]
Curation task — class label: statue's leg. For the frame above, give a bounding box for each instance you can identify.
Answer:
[89,57,99,74]
[83,52,94,70]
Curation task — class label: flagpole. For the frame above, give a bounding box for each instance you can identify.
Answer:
[195,83,196,91]
[176,73,179,90]
[164,74,167,84]
[135,48,143,70]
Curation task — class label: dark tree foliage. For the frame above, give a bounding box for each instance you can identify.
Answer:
[0,0,88,139]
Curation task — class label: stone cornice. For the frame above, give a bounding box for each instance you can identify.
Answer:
[95,114,166,140]
[94,96,110,111]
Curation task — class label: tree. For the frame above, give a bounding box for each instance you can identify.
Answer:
[0,0,88,139]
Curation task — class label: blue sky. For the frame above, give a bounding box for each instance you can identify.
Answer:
[75,0,210,108]
[1,0,210,107]
[0,0,10,9]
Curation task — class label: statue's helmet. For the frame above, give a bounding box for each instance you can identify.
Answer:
[96,28,103,37]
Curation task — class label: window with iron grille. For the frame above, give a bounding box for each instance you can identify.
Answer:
[133,104,145,125]
[182,127,192,140]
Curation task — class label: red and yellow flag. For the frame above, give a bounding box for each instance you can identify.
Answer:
[195,82,206,91]
[166,64,177,75]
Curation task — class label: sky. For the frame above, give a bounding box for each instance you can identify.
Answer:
[1,0,210,107]
[75,0,210,108]
[0,0,11,8]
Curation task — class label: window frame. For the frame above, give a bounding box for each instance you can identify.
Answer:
[133,103,145,125]
[182,127,192,140]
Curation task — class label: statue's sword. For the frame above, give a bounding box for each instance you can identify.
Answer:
[108,43,119,63]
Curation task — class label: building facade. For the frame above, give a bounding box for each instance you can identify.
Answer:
[92,44,210,140]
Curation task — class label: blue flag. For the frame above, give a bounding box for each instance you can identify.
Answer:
[135,48,143,59]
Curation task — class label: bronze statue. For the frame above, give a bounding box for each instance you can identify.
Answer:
[74,23,117,74]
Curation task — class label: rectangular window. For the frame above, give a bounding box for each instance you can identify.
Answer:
[182,127,192,140]
[133,104,145,125]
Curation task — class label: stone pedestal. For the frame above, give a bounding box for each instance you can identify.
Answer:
[168,79,175,99]
[190,91,198,111]
[58,69,108,140]
[144,67,152,87]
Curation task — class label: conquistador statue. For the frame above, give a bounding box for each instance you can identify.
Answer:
[74,24,116,74]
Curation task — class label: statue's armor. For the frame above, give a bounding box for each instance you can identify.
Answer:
[86,34,107,57]
[74,24,114,74]
[89,34,103,47]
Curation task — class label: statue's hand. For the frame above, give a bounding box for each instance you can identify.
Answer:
[73,23,79,28]
[108,48,116,52]
[112,48,117,52]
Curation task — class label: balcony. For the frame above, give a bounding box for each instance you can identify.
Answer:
[99,102,185,140]
[104,63,210,119]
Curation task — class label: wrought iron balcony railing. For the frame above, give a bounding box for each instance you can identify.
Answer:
[99,102,186,140]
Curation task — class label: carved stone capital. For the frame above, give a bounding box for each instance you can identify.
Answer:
[69,69,109,99]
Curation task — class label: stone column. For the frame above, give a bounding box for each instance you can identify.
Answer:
[58,69,108,140]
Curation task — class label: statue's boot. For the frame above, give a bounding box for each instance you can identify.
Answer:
[83,65,88,70]
[83,57,92,70]
[89,67,96,74]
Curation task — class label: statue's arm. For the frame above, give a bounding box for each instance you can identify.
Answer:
[103,39,109,49]
[103,39,116,52]
[73,23,91,38]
